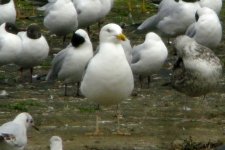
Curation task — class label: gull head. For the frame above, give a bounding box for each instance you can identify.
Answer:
[13,112,39,131]
[100,23,127,43]
[145,32,161,42]
[71,29,91,48]
[27,24,41,39]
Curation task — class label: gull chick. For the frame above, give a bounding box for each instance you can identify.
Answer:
[80,23,134,135]
[46,29,93,96]
[0,112,38,150]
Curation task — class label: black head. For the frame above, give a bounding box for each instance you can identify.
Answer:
[26,24,41,39]
[0,0,10,5]
[195,12,199,21]
[71,32,85,48]
[5,22,19,34]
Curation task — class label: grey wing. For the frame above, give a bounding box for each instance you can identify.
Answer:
[46,49,68,81]
[185,23,196,38]
[137,15,158,32]
[138,0,179,32]
[131,45,144,64]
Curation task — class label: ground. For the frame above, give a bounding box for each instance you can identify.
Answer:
[0,0,224,150]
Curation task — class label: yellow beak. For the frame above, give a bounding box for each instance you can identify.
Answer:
[116,33,127,41]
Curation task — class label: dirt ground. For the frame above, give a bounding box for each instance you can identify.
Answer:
[0,0,224,150]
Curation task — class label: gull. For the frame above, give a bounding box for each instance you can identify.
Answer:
[137,0,222,37]
[15,24,50,82]
[131,32,168,88]
[73,0,114,31]
[185,7,222,49]
[80,23,134,135]
[0,0,16,25]
[50,136,63,150]
[0,22,22,66]
[0,112,39,150]
[171,35,222,98]
[46,29,93,96]
[38,0,78,45]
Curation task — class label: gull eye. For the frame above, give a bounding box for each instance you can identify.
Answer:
[106,28,112,33]
[30,120,33,124]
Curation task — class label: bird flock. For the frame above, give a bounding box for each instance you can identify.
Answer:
[0,0,224,149]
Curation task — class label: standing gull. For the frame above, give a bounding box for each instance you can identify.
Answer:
[171,35,222,98]
[0,112,39,150]
[46,29,93,96]
[15,24,50,82]
[131,32,168,88]
[38,0,78,45]
[80,23,134,135]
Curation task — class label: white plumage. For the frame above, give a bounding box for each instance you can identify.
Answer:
[185,7,222,49]
[14,24,49,81]
[0,112,38,150]
[0,0,16,25]
[50,136,63,150]
[38,0,78,39]
[137,0,222,36]
[80,23,134,134]
[0,23,22,66]
[131,32,168,86]
[73,0,114,29]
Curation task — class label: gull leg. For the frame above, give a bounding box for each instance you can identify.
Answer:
[113,105,130,135]
[64,84,68,96]
[30,67,33,83]
[86,106,103,136]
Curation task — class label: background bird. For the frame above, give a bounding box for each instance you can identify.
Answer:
[38,0,78,45]
[185,7,222,49]
[0,23,22,66]
[15,24,49,82]
[0,0,16,25]
[131,32,168,88]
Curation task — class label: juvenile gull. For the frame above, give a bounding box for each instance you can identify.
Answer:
[46,29,93,96]
[80,23,134,135]
[171,35,223,97]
